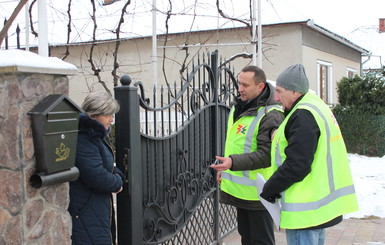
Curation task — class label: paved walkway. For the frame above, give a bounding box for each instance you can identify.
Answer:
[222,218,385,245]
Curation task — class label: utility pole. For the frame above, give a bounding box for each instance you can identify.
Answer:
[252,0,262,68]
[257,0,262,68]
[25,0,29,51]
[252,0,256,66]
[152,0,157,89]
[38,0,48,57]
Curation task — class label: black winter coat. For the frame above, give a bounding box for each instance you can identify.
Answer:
[69,113,123,245]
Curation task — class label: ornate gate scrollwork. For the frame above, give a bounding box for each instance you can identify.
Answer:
[115,51,239,244]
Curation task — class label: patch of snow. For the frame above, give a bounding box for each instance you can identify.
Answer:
[344,154,385,219]
[0,50,77,75]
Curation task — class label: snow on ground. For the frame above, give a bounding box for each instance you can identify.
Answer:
[344,153,385,219]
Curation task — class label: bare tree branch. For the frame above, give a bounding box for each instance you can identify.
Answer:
[88,0,110,94]
[161,0,173,87]
[161,0,207,86]
[62,0,73,60]
[29,0,38,38]
[178,45,190,79]
[178,0,200,79]
[220,52,252,67]
[216,0,251,29]
[111,0,131,86]
[0,0,271,97]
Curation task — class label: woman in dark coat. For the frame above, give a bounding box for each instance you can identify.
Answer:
[69,91,124,245]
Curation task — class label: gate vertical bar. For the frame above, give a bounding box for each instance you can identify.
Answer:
[16,24,20,49]
[211,50,221,244]
[4,18,8,50]
[114,76,143,245]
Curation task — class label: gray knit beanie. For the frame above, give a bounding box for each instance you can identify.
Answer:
[276,64,309,93]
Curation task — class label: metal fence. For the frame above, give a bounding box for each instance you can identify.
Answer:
[1,18,22,50]
[114,51,240,244]
[335,113,385,157]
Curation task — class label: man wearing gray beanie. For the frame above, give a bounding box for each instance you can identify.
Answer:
[260,64,358,245]
[276,64,309,94]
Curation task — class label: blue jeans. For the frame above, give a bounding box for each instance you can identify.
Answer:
[286,228,326,245]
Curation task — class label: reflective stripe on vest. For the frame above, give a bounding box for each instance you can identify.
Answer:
[221,105,281,198]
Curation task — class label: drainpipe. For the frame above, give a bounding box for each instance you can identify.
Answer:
[361,53,372,74]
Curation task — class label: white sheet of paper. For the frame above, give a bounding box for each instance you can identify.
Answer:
[256,173,281,230]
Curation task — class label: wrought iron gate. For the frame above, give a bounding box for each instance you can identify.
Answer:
[114,51,239,245]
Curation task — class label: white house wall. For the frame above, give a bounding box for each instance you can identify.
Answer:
[49,23,362,105]
[51,38,155,105]
[262,24,304,80]
[303,45,360,104]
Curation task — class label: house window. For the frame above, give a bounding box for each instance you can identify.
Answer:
[347,68,357,77]
[317,61,332,104]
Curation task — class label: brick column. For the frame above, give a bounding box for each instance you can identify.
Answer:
[0,50,77,245]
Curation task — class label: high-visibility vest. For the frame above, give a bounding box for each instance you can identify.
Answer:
[272,93,358,229]
[221,105,281,201]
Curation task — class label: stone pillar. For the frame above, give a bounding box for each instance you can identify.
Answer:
[0,50,77,245]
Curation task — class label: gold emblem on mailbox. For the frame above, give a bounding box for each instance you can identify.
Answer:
[55,143,70,162]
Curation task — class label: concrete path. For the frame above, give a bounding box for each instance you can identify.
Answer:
[222,218,385,245]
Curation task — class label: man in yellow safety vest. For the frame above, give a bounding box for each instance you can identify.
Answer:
[211,65,284,245]
[260,64,358,245]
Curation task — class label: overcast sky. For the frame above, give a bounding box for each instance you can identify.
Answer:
[0,0,384,45]
[267,0,385,36]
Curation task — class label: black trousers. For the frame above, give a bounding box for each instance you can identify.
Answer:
[237,207,275,245]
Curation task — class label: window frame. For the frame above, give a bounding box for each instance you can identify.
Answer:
[317,60,333,105]
[347,67,357,77]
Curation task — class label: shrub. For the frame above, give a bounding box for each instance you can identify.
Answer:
[337,71,385,115]
[333,69,385,156]
[333,105,385,156]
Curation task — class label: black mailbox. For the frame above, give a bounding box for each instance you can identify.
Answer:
[28,94,83,188]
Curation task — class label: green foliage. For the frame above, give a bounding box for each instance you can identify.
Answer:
[333,68,385,156]
[337,69,385,115]
[333,106,385,156]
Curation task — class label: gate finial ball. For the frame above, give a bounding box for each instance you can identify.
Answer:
[120,75,132,86]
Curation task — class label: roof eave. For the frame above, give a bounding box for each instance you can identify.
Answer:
[306,19,371,56]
